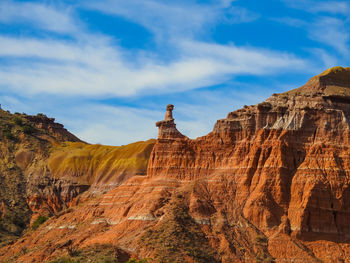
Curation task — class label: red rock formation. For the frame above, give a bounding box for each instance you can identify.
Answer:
[1,67,350,262]
[147,67,350,260]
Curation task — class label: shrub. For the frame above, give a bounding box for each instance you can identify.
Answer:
[3,130,15,140]
[13,117,23,126]
[255,235,268,243]
[37,113,47,118]
[67,243,79,257]
[32,216,49,230]
[22,124,36,135]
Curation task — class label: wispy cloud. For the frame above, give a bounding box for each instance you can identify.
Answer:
[222,6,260,24]
[308,48,339,68]
[82,0,259,40]
[282,0,350,15]
[0,0,78,34]
[180,40,307,75]
[0,35,308,98]
[313,1,350,15]
[277,1,350,57]
[0,0,305,100]
[309,17,349,56]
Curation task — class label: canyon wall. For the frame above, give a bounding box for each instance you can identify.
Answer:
[0,67,350,262]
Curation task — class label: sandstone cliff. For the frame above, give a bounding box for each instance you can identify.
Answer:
[0,67,350,262]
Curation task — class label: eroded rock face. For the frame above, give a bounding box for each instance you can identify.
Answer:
[146,67,350,260]
[1,67,350,262]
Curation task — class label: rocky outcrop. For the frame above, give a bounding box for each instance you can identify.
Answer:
[24,114,83,143]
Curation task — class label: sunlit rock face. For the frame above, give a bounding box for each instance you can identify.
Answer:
[146,67,350,261]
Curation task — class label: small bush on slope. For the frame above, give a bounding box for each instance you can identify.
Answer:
[31,216,49,230]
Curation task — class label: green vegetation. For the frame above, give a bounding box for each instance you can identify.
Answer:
[3,129,15,140]
[254,234,274,262]
[31,216,49,230]
[22,124,36,135]
[12,116,36,135]
[36,113,48,118]
[255,235,268,244]
[12,116,23,126]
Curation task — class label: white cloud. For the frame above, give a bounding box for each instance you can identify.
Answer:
[0,0,78,34]
[180,40,308,75]
[313,1,350,15]
[273,4,350,57]
[309,17,349,56]
[223,6,260,24]
[308,48,339,69]
[0,1,307,100]
[83,0,259,40]
[272,17,306,27]
[83,0,213,40]
[282,0,350,15]
[0,35,309,98]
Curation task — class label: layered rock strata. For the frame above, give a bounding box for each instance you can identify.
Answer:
[1,67,350,262]
[148,67,350,242]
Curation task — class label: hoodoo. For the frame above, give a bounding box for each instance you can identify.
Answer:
[155,104,184,139]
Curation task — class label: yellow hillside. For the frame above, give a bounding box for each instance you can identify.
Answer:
[48,139,156,186]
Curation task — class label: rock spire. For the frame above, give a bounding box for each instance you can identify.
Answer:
[155,104,184,139]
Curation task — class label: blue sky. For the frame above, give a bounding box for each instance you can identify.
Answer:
[0,0,349,145]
